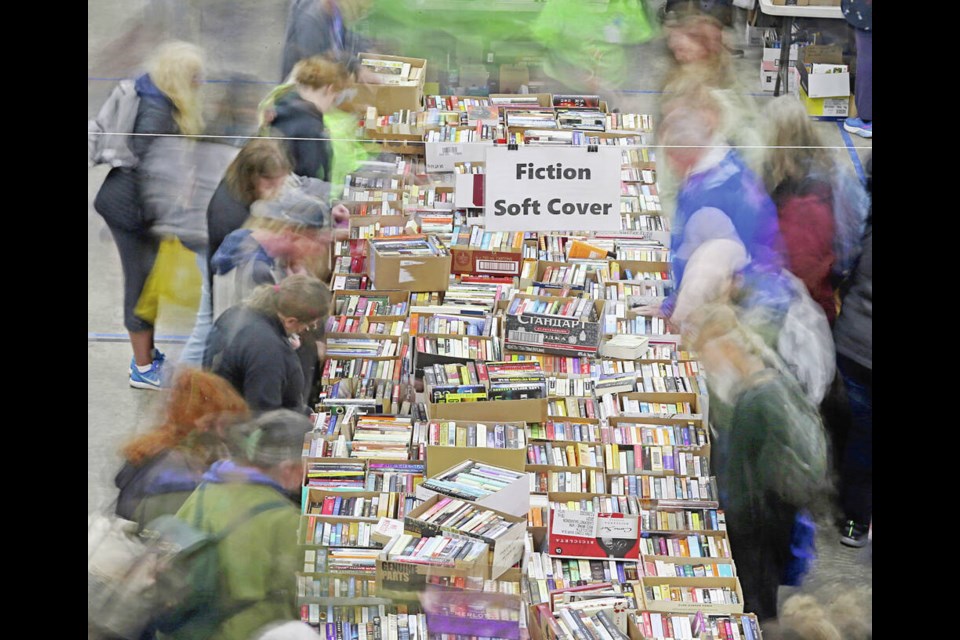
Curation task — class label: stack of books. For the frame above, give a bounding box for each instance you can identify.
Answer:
[350,416,414,459]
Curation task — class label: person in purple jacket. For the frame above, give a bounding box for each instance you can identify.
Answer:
[652,98,787,323]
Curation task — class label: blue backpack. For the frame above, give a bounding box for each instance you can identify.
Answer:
[88,79,140,168]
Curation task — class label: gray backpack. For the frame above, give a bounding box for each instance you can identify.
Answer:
[88,79,140,168]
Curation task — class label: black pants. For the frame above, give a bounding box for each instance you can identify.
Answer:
[95,168,160,333]
[837,354,872,526]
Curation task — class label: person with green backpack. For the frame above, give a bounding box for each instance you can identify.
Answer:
[159,410,313,640]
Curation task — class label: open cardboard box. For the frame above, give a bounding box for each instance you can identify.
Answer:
[427,395,548,424]
[504,295,605,358]
[452,245,524,278]
[367,236,451,292]
[638,576,744,615]
[404,493,527,579]
[375,546,491,598]
[349,53,426,115]
[417,458,529,518]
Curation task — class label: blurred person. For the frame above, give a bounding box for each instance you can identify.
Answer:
[280,0,377,83]
[93,41,206,390]
[210,191,343,405]
[529,0,658,94]
[685,303,832,622]
[833,157,871,547]
[778,589,872,640]
[203,274,332,414]
[651,101,786,323]
[761,95,869,325]
[164,409,313,640]
[93,42,204,389]
[207,139,294,280]
[114,368,250,528]
[841,0,872,138]
[267,56,352,184]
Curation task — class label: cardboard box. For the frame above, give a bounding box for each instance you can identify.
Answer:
[798,86,851,118]
[417,458,530,518]
[351,53,426,115]
[426,443,528,478]
[375,550,491,598]
[616,391,702,417]
[505,295,605,358]
[489,93,553,108]
[428,396,548,424]
[425,589,523,640]
[795,59,850,99]
[761,45,799,67]
[404,494,527,579]
[499,64,530,93]
[426,141,493,174]
[452,246,523,277]
[367,236,451,292]
[414,335,502,379]
[639,576,744,614]
[760,60,799,93]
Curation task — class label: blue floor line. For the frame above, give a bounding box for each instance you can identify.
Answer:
[89,332,189,343]
[836,121,867,184]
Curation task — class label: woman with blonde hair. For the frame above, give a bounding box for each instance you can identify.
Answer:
[761,95,868,325]
[114,368,250,527]
[94,41,207,390]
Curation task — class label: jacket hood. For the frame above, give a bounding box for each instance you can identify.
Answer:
[202,459,288,494]
[210,228,273,275]
[273,90,323,123]
[135,73,171,102]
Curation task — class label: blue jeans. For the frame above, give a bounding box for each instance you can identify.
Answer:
[179,250,212,366]
[838,354,872,525]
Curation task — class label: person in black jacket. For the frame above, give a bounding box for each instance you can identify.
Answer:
[268,56,351,183]
[93,41,206,390]
[280,0,375,81]
[204,274,331,414]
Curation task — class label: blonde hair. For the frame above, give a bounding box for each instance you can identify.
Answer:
[761,95,834,193]
[147,41,206,135]
[247,273,331,323]
[293,55,351,92]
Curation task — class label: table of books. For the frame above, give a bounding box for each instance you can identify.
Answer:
[293,72,763,640]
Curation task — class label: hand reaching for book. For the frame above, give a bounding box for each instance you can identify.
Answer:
[633,302,664,318]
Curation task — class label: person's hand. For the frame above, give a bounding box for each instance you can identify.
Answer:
[633,302,664,318]
[288,333,302,350]
[357,66,381,84]
[332,203,350,225]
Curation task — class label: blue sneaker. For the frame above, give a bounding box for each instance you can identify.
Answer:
[843,117,872,139]
[130,359,164,390]
[128,348,166,374]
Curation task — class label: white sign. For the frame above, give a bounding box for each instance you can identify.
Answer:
[484,146,621,232]
[425,141,493,173]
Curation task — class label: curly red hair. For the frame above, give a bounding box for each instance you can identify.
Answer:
[120,368,250,465]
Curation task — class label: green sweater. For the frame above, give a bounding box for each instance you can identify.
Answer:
[163,482,300,640]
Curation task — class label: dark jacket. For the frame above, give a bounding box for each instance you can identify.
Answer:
[833,215,872,370]
[207,178,253,278]
[270,90,332,182]
[280,0,369,80]
[205,306,306,413]
[114,448,208,527]
[94,74,178,231]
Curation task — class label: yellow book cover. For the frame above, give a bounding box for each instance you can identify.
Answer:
[456,425,468,447]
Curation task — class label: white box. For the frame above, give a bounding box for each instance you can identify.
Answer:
[797,62,851,98]
[762,45,799,66]
[416,459,530,518]
[425,141,493,173]
[760,61,799,93]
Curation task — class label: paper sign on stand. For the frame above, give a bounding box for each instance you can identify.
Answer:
[484,146,621,232]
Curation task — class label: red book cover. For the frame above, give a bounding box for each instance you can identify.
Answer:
[321,497,336,515]
[476,361,489,385]
[548,510,640,560]
[546,420,556,440]
[641,611,652,637]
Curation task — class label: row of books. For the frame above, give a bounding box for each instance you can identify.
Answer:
[381,532,489,566]
[326,316,407,336]
[605,444,711,477]
[633,611,761,640]
[414,335,500,361]
[529,469,607,494]
[420,460,526,502]
[334,294,409,317]
[506,296,597,321]
[409,497,518,541]
[608,475,717,501]
[528,442,604,468]
[547,396,600,420]
[370,236,449,257]
[620,213,666,231]
[426,421,528,450]
[308,492,417,521]
[327,337,400,358]
[321,355,408,384]
[409,313,494,337]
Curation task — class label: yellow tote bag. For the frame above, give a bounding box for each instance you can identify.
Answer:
[134,236,201,324]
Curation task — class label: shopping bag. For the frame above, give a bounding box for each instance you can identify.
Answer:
[135,236,202,324]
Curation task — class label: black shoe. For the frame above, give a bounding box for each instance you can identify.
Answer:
[840,520,869,548]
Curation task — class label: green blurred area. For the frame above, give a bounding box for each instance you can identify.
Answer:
[352,0,659,92]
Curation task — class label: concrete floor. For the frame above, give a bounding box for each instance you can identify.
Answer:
[88,0,871,633]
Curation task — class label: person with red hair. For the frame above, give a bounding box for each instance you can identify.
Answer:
[114,368,250,527]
